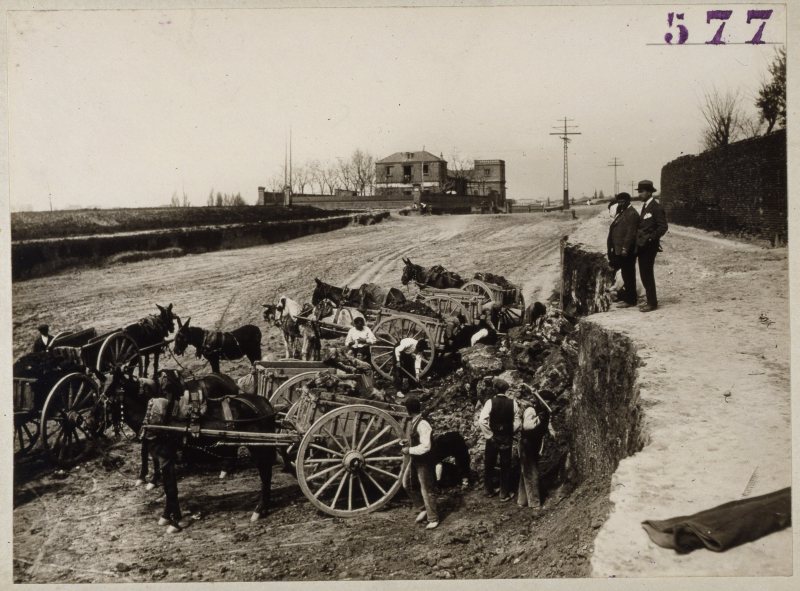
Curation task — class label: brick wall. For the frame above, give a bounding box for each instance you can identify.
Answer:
[660,130,787,244]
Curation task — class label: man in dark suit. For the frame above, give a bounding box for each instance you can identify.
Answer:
[607,192,640,307]
[634,180,668,312]
[32,324,54,353]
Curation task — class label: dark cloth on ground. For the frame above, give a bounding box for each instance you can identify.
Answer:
[641,487,791,554]
[430,431,470,481]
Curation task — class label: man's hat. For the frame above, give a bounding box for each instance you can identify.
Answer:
[403,396,421,414]
[636,180,657,193]
[37,324,49,333]
[491,377,510,393]
[615,192,632,203]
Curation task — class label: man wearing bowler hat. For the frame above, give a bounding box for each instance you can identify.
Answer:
[607,192,640,308]
[635,180,668,312]
[32,324,54,353]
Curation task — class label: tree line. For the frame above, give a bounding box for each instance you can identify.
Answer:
[700,47,785,151]
[265,149,377,196]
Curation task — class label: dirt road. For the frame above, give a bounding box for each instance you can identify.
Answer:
[12,210,592,583]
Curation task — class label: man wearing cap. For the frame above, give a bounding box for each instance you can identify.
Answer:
[635,180,669,312]
[478,378,522,501]
[32,324,54,353]
[344,316,376,362]
[607,192,640,308]
[401,396,440,529]
[394,337,429,390]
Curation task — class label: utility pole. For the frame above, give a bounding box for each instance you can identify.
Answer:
[550,118,580,210]
[607,157,624,196]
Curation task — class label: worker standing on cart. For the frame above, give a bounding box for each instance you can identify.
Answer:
[344,317,376,363]
[32,324,54,353]
[394,338,429,392]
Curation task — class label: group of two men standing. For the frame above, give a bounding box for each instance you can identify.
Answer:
[607,179,669,312]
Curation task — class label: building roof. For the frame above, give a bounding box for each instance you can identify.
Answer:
[376,151,446,164]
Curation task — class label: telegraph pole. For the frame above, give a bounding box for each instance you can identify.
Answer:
[607,157,624,196]
[550,118,580,210]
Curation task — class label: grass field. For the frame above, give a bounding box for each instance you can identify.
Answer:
[11,205,350,241]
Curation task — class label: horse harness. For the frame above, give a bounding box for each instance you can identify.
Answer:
[201,330,243,360]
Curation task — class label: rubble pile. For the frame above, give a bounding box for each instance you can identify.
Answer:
[420,310,580,495]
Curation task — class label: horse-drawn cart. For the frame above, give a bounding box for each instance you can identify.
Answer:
[144,386,410,518]
[13,317,175,467]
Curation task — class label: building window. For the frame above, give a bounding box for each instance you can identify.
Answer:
[403,165,412,182]
[386,166,392,177]
[423,164,429,175]
[484,168,491,176]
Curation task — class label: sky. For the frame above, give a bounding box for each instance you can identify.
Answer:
[7,2,787,210]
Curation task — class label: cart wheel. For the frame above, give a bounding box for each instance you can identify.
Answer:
[269,371,323,414]
[461,280,494,307]
[419,294,468,320]
[296,405,408,517]
[96,332,143,376]
[497,306,523,331]
[14,414,40,459]
[370,315,435,380]
[40,373,100,467]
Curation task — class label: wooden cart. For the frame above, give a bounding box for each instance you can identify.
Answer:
[144,388,410,518]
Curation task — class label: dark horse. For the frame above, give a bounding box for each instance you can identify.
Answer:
[123,303,177,376]
[173,317,262,373]
[312,278,438,317]
[400,258,465,289]
[124,369,278,532]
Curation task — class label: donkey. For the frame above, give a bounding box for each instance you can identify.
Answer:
[133,369,278,532]
[262,296,307,359]
[122,303,176,377]
[173,317,262,373]
[400,258,465,289]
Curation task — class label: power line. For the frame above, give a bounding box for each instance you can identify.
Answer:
[549,118,580,210]
[607,157,624,196]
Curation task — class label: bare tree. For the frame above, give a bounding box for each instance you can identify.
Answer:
[307,159,325,194]
[266,175,284,193]
[207,189,215,206]
[447,151,474,194]
[170,191,180,207]
[321,161,339,194]
[700,88,747,151]
[336,157,357,193]
[292,165,312,194]
[756,46,786,134]
[351,149,375,196]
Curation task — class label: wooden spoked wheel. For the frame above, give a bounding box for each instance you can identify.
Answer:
[461,280,494,307]
[96,332,143,376]
[269,371,323,415]
[296,405,408,517]
[369,315,435,380]
[40,372,100,467]
[419,294,468,320]
[14,413,40,459]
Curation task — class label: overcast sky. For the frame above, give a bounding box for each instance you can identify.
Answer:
[8,3,786,210]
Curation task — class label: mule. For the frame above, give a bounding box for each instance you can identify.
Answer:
[133,369,278,532]
[311,278,361,307]
[262,296,310,359]
[122,303,176,377]
[173,317,262,373]
[400,258,465,289]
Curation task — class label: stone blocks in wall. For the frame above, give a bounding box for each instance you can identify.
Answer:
[660,130,786,244]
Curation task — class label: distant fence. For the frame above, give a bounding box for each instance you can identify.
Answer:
[660,130,787,245]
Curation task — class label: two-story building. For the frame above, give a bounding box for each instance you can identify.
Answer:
[469,159,506,202]
[374,151,448,196]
